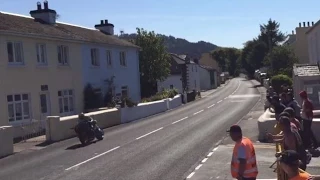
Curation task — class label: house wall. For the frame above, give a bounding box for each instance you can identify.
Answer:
[199,67,211,90]
[307,25,320,64]
[82,45,141,102]
[0,34,83,126]
[187,64,200,91]
[294,76,320,110]
[157,75,183,93]
[199,53,220,85]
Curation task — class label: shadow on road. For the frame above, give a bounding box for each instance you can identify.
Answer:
[65,140,99,150]
[36,141,54,147]
[250,84,263,88]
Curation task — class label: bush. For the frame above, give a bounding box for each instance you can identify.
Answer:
[141,89,178,102]
[84,83,103,110]
[271,74,293,94]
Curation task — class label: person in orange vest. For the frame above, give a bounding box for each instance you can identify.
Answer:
[279,150,320,180]
[227,125,258,180]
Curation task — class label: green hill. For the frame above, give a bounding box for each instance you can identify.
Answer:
[118,33,218,59]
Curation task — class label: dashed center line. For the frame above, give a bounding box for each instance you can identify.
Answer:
[172,117,188,124]
[136,127,163,140]
[187,172,195,179]
[193,110,204,115]
[201,158,208,163]
[207,104,215,108]
[217,100,222,104]
[207,152,214,157]
[65,146,120,170]
[195,164,202,170]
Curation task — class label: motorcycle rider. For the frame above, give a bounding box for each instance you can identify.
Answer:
[78,113,92,123]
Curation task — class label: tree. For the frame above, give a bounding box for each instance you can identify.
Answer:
[258,19,286,52]
[264,46,298,77]
[133,28,171,97]
[211,48,227,71]
[211,48,241,76]
[246,40,268,70]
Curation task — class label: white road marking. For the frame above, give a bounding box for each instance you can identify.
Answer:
[217,100,222,104]
[201,158,208,163]
[207,152,214,157]
[193,110,204,115]
[215,140,222,146]
[187,172,195,179]
[228,94,260,98]
[172,117,188,124]
[195,164,203,170]
[207,104,215,108]
[224,97,227,100]
[213,147,219,151]
[136,127,163,140]
[65,146,120,170]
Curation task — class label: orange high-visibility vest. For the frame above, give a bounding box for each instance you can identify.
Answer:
[231,137,258,178]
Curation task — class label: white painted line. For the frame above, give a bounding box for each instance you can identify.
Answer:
[217,100,222,104]
[213,147,219,151]
[224,97,227,100]
[65,146,120,170]
[201,158,208,163]
[215,140,222,146]
[207,104,215,108]
[193,110,204,115]
[187,172,195,179]
[172,117,188,124]
[207,152,214,157]
[195,164,202,170]
[136,127,163,140]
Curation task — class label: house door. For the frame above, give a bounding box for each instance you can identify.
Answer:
[40,92,51,128]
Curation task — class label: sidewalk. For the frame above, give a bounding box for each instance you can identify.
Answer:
[186,80,320,180]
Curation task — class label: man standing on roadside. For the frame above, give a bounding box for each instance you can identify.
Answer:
[299,91,319,149]
[228,125,258,180]
[271,95,287,121]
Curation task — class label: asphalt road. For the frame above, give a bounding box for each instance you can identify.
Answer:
[0,78,260,180]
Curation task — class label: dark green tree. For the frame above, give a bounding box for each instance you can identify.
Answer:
[133,28,171,97]
[211,48,241,76]
[264,46,298,77]
[211,48,227,71]
[258,19,286,52]
[246,40,268,70]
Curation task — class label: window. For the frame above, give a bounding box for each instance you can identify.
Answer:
[120,51,127,67]
[7,41,24,64]
[121,86,129,97]
[194,80,197,88]
[7,94,30,122]
[36,43,47,65]
[91,48,100,66]
[58,89,74,114]
[57,45,69,65]
[192,66,194,72]
[106,50,112,67]
[195,66,197,72]
[170,85,174,89]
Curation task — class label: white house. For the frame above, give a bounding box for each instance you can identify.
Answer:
[307,20,320,64]
[157,54,184,93]
[199,65,217,90]
[81,20,141,103]
[178,55,201,92]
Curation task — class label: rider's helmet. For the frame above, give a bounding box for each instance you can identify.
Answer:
[78,113,85,120]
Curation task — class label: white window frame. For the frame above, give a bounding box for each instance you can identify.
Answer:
[7,41,24,65]
[7,93,31,123]
[91,48,100,66]
[58,89,74,115]
[120,51,127,67]
[36,43,47,65]
[121,86,129,97]
[57,45,69,65]
[106,50,112,67]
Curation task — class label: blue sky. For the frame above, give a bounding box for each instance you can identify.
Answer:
[1,0,319,48]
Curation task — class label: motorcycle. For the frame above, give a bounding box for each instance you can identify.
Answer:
[74,117,104,145]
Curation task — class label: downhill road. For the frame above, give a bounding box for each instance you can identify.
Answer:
[0,78,260,180]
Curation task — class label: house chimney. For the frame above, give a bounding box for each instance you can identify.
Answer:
[37,2,41,10]
[44,0,49,9]
[30,1,57,24]
[303,22,306,27]
[292,30,294,35]
[94,19,114,35]
[312,21,314,26]
[307,22,310,27]
[299,22,301,27]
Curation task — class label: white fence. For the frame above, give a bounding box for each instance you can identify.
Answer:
[121,95,182,123]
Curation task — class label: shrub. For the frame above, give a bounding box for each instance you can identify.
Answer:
[84,83,103,110]
[141,89,179,102]
[271,74,293,94]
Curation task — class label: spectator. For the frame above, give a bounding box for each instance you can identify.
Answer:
[299,91,319,149]
[281,93,288,106]
[287,92,302,121]
[279,150,320,180]
[271,95,286,121]
[268,116,307,170]
[284,107,302,131]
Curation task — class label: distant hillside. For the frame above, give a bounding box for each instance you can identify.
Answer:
[118,33,218,59]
